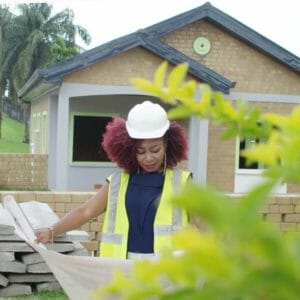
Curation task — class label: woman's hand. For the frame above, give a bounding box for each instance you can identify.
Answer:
[35,183,109,244]
[35,228,53,244]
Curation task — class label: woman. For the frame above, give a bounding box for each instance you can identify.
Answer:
[36,100,191,259]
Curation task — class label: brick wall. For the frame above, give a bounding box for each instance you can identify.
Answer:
[207,123,236,192]
[162,20,300,94]
[255,195,300,232]
[206,101,300,193]
[0,154,48,190]
[1,191,300,250]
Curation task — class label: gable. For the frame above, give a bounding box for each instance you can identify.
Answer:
[162,20,300,94]
[64,47,206,86]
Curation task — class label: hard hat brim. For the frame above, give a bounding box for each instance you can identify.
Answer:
[126,121,170,139]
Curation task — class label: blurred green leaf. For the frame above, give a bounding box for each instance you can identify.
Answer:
[95,61,300,300]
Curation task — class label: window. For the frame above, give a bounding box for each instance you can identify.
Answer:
[238,138,265,170]
[235,137,286,193]
[70,113,113,164]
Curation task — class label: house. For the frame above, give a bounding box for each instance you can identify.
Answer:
[18,2,300,192]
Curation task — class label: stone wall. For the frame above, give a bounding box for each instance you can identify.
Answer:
[0,154,48,190]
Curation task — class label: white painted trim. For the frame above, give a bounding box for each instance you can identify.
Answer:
[188,117,209,184]
[60,82,151,97]
[234,173,287,194]
[55,91,70,190]
[234,137,287,194]
[228,92,300,104]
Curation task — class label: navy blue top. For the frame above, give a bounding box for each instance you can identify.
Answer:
[125,172,164,253]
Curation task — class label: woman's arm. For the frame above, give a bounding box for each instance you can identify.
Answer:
[35,182,109,243]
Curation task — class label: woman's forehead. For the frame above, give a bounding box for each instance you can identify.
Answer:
[136,137,165,147]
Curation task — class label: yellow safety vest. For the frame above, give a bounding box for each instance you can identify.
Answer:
[100,168,191,259]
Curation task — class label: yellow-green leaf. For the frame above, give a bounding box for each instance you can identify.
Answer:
[167,63,188,91]
[154,61,168,88]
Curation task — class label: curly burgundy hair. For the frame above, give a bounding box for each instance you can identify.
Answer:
[101,117,188,173]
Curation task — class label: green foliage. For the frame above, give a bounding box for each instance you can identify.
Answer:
[1,3,91,100]
[50,36,79,63]
[12,289,68,299]
[0,113,29,153]
[93,62,300,299]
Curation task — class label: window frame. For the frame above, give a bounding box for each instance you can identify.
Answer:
[234,137,286,193]
[235,137,266,173]
[69,112,117,167]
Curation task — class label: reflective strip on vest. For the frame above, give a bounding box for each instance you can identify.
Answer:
[154,169,185,236]
[101,233,123,244]
[101,171,123,245]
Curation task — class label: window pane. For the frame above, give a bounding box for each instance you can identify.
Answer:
[72,115,112,162]
[239,139,259,169]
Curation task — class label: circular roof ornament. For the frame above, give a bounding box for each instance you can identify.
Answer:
[193,36,211,56]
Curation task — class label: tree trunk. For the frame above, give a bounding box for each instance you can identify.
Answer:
[23,102,30,143]
[0,87,3,139]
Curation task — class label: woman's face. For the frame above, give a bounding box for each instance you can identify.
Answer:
[136,137,166,173]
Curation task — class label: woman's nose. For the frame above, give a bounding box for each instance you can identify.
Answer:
[145,152,154,160]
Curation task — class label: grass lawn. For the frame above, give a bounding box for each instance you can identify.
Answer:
[0,113,29,153]
[5,290,68,299]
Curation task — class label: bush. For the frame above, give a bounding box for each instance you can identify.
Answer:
[94,62,300,300]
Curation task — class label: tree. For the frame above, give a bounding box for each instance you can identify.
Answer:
[1,3,91,141]
[94,62,300,299]
[0,5,12,139]
[50,36,79,63]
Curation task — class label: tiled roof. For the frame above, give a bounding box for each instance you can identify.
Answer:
[19,2,300,98]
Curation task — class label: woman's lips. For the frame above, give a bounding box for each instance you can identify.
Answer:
[143,163,156,170]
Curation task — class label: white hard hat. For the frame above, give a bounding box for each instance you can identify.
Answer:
[126,101,170,139]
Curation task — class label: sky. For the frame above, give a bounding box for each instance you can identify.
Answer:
[2,0,300,57]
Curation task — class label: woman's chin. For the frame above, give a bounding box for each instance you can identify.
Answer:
[142,165,158,173]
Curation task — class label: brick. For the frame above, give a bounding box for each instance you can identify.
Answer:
[65,203,79,212]
[259,204,269,214]
[284,214,300,223]
[290,197,300,205]
[267,204,280,213]
[280,222,297,231]
[35,192,55,203]
[0,192,20,201]
[279,205,294,213]
[55,203,65,213]
[97,213,105,222]
[54,192,72,203]
[265,214,282,222]
[80,223,90,232]
[90,222,102,232]
[294,204,300,213]
[17,192,36,201]
[274,198,291,204]
[71,193,90,203]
